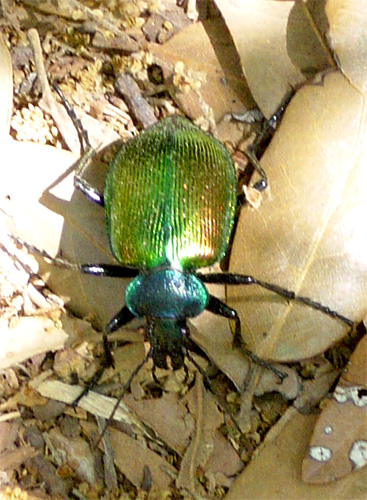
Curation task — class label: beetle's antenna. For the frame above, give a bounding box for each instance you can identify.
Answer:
[52,83,105,206]
[95,347,153,448]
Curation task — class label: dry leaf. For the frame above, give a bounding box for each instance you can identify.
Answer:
[228,71,367,362]
[108,427,176,490]
[303,334,367,483]
[0,316,68,370]
[214,0,335,118]
[45,427,100,487]
[326,0,367,93]
[226,408,367,499]
[149,19,254,121]
[124,391,192,455]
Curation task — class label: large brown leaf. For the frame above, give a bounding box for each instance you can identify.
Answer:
[214,0,335,117]
[225,408,367,499]
[228,71,367,362]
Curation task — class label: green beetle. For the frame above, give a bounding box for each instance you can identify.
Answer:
[19,87,353,386]
[72,114,240,371]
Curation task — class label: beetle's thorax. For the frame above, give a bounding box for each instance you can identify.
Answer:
[125,267,208,320]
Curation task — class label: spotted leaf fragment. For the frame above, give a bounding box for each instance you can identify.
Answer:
[302,335,367,483]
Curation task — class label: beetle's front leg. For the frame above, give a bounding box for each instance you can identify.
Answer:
[53,84,105,207]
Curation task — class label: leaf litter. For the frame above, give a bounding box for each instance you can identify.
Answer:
[0,1,366,499]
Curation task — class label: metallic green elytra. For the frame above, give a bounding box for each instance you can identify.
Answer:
[104,116,237,271]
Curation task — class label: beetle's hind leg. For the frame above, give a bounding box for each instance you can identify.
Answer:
[53,84,104,207]
[199,272,355,328]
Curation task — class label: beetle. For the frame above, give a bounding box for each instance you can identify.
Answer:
[15,87,354,407]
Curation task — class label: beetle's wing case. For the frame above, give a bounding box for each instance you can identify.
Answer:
[104,116,237,270]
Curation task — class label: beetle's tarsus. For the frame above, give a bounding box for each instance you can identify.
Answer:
[53,83,91,153]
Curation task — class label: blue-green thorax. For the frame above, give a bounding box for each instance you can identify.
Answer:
[125,268,208,320]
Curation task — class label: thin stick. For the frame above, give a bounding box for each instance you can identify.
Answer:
[27,28,81,153]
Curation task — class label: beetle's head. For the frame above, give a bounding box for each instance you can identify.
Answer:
[146,318,188,369]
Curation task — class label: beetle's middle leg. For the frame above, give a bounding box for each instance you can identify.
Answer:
[10,235,138,278]
[205,294,286,381]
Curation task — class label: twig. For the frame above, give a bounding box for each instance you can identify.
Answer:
[115,73,157,129]
[27,28,80,153]
[96,416,118,491]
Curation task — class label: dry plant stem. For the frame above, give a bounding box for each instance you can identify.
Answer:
[96,415,118,491]
[186,351,242,434]
[115,73,157,128]
[0,32,12,138]
[34,380,151,438]
[238,363,264,433]
[176,373,204,495]
[27,28,80,153]
[0,411,21,422]
[190,373,204,494]
[186,0,198,21]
